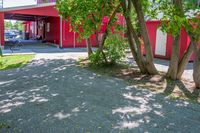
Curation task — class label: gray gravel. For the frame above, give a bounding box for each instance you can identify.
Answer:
[0,52,200,133]
[126,54,193,82]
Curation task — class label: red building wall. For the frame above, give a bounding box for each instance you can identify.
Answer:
[44,17,60,45]
[37,21,44,39]
[61,20,98,48]
[0,12,4,46]
[23,21,33,38]
[62,21,75,47]
[146,21,193,60]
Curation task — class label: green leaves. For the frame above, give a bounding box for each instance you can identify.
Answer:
[56,0,121,39]
[150,0,200,39]
[89,34,127,65]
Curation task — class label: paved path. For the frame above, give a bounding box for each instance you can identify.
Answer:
[0,52,200,133]
[3,43,193,81]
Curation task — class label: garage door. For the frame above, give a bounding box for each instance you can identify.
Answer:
[155,29,167,56]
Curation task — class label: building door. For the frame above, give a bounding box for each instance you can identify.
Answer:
[155,29,167,56]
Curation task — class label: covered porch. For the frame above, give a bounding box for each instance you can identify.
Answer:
[0,3,62,50]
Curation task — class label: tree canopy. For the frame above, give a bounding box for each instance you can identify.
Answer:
[56,0,121,39]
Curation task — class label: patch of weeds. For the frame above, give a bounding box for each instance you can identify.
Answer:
[0,122,10,129]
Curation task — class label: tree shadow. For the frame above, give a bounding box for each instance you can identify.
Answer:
[164,78,200,102]
[0,58,200,132]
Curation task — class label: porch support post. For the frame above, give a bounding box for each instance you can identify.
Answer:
[60,16,63,48]
[0,12,4,49]
[74,32,76,48]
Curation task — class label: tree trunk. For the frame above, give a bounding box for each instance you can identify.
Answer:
[126,21,147,73]
[176,42,194,79]
[86,38,93,57]
[131,0,158,75]
[99,31,108,64]
[166,35,181,79]
[193,42,200,89]
[121,0,147,73]
[166,0,185,80]
[96,4,120,64]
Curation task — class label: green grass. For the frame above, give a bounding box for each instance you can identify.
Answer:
[0,54,35,70]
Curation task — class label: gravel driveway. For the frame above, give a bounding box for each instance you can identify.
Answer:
[0,52,200,133]
[126,53,193,82]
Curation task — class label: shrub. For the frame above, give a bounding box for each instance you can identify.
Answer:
[89,34,127,65]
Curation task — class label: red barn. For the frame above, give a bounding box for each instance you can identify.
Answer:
[0,1,102,48]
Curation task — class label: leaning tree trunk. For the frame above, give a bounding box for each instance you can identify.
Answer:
[126,21,147,73]
[167,0,185,80]
[128,15,147,73]
[121,0,147,74]
[193,42,200,89]
[176,42,194,79]
[167,35,181,79]
[96,4,120,64]
[86,38,93,57]
[131,0,158,75]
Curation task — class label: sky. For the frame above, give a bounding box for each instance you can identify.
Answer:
[3,0,37,8]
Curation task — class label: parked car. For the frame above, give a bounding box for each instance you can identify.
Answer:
[4,31,17,40]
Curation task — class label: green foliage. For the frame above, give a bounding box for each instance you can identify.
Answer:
[4,21,23,30]
[89,34,127,65]
[150,0,200,39]
[88,50,105,65]
[56,0,121,39]
[4,21,12,30]
[104,34,127,63]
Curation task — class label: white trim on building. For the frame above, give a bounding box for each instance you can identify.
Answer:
[0,2,55,12]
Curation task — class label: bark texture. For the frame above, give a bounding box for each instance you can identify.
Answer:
[166,0,192,80]
[193,42,200,89]
[86,38,93,57]
[126,21,147,73]
[97,4,120,64]
[167,35,181,79]
[131,0,158,75]
[176,42,194,79]
[121,0,147,74]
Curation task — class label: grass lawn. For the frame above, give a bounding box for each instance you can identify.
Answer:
[0,54,35,70]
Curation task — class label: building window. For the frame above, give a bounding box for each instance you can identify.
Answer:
[47,23,50,32]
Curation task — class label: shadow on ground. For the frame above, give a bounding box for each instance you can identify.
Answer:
[0,58,200,133]
[112,67,200,103]
[164,79,200,101]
